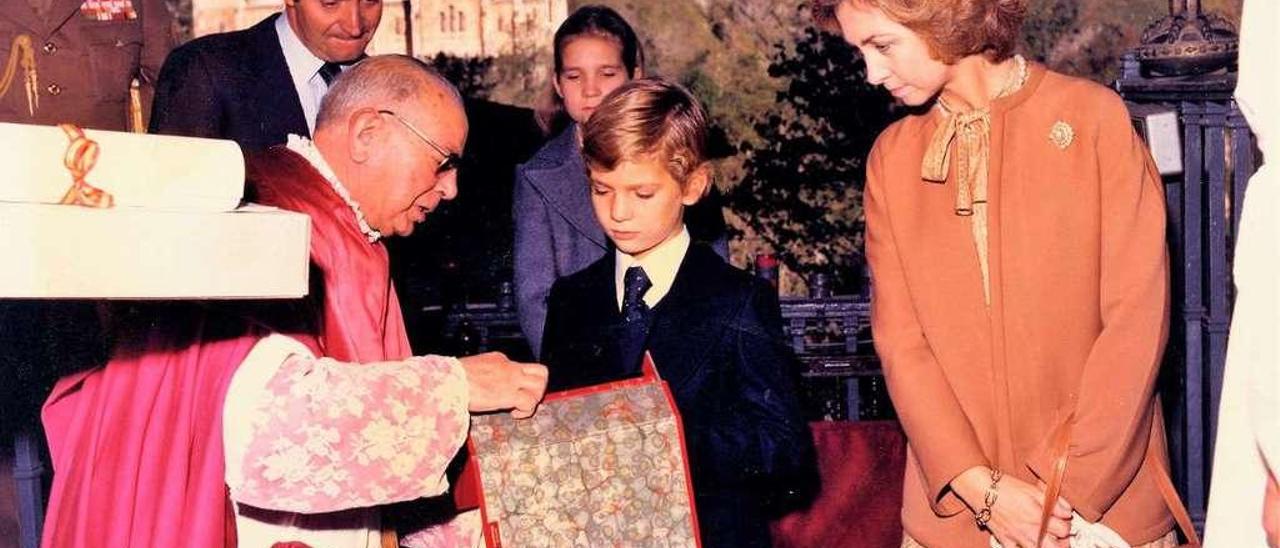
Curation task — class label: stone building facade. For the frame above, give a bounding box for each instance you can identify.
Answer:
[191,0,567,57]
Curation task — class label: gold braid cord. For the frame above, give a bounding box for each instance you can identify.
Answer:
[58,124,114,208]
[0,34,39,116]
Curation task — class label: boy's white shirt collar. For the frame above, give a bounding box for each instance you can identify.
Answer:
[614,226,691,311]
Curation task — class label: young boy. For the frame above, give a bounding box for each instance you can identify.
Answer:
[540,78,816,548]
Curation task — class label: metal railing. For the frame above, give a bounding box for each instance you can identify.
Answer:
[1116,53,1258,525]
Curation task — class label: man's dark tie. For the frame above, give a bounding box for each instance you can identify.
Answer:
[318,62,343,86]
[618,266,652,373]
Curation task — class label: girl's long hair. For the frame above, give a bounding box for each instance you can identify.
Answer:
[534,5,645,136]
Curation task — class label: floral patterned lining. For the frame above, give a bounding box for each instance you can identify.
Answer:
[470,379,699,547]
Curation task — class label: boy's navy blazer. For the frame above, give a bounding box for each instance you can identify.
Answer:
[149,13,309,149]
[542,243,817,547]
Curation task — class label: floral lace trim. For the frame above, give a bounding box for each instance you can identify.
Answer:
[230,352,469,513]
[285,134,382,243]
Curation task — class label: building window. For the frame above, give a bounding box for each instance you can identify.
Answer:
[439,12,446,32]
[458,11,465,31]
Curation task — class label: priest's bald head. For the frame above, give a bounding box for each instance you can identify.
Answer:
[312,55,468,238]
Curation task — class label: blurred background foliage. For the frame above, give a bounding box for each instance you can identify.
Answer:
[168,0,1242,295]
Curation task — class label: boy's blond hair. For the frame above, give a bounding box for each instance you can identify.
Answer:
[581,78,708,188]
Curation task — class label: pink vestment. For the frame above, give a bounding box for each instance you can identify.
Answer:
[41,147,463,547]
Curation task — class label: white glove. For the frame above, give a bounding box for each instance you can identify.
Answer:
[987,512,1130,548]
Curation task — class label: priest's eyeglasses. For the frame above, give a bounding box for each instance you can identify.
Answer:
[377,109,463,175]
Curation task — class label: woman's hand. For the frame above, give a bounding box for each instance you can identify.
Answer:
[1264,469,1280,548]
[951,467,1073,547]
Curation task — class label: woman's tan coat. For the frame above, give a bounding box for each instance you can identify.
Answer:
[865,63,1175,547]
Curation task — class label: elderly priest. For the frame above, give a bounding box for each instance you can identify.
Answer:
[39,55,547,548]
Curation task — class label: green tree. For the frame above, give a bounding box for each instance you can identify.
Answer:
[1021,0,1240,84]
[488,42,549,110]
[567,0,799,183]
[426,53,496,99]
[1021,0,1127,83]
[729,27,901,292]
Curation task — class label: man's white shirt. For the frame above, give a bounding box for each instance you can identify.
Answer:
[275,13,341,134]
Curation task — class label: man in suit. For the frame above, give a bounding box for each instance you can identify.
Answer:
[149,0,380,148]
[541,78,815,548]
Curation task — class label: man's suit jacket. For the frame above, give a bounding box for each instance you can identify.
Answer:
[513,126,731,357]
[149,13,307,149]
[541,243,817,548]
[1,0,172,130]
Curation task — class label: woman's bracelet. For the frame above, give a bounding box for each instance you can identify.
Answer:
[975,468,1003,529]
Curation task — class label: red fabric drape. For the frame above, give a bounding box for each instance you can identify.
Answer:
[41,147,411,547]
[771,421,906,548]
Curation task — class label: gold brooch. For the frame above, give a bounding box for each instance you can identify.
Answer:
[1049,121,1074,150]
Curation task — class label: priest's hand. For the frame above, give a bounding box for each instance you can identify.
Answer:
[459,352,548,419]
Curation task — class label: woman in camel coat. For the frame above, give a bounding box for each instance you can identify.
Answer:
[816,1,1178,546]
